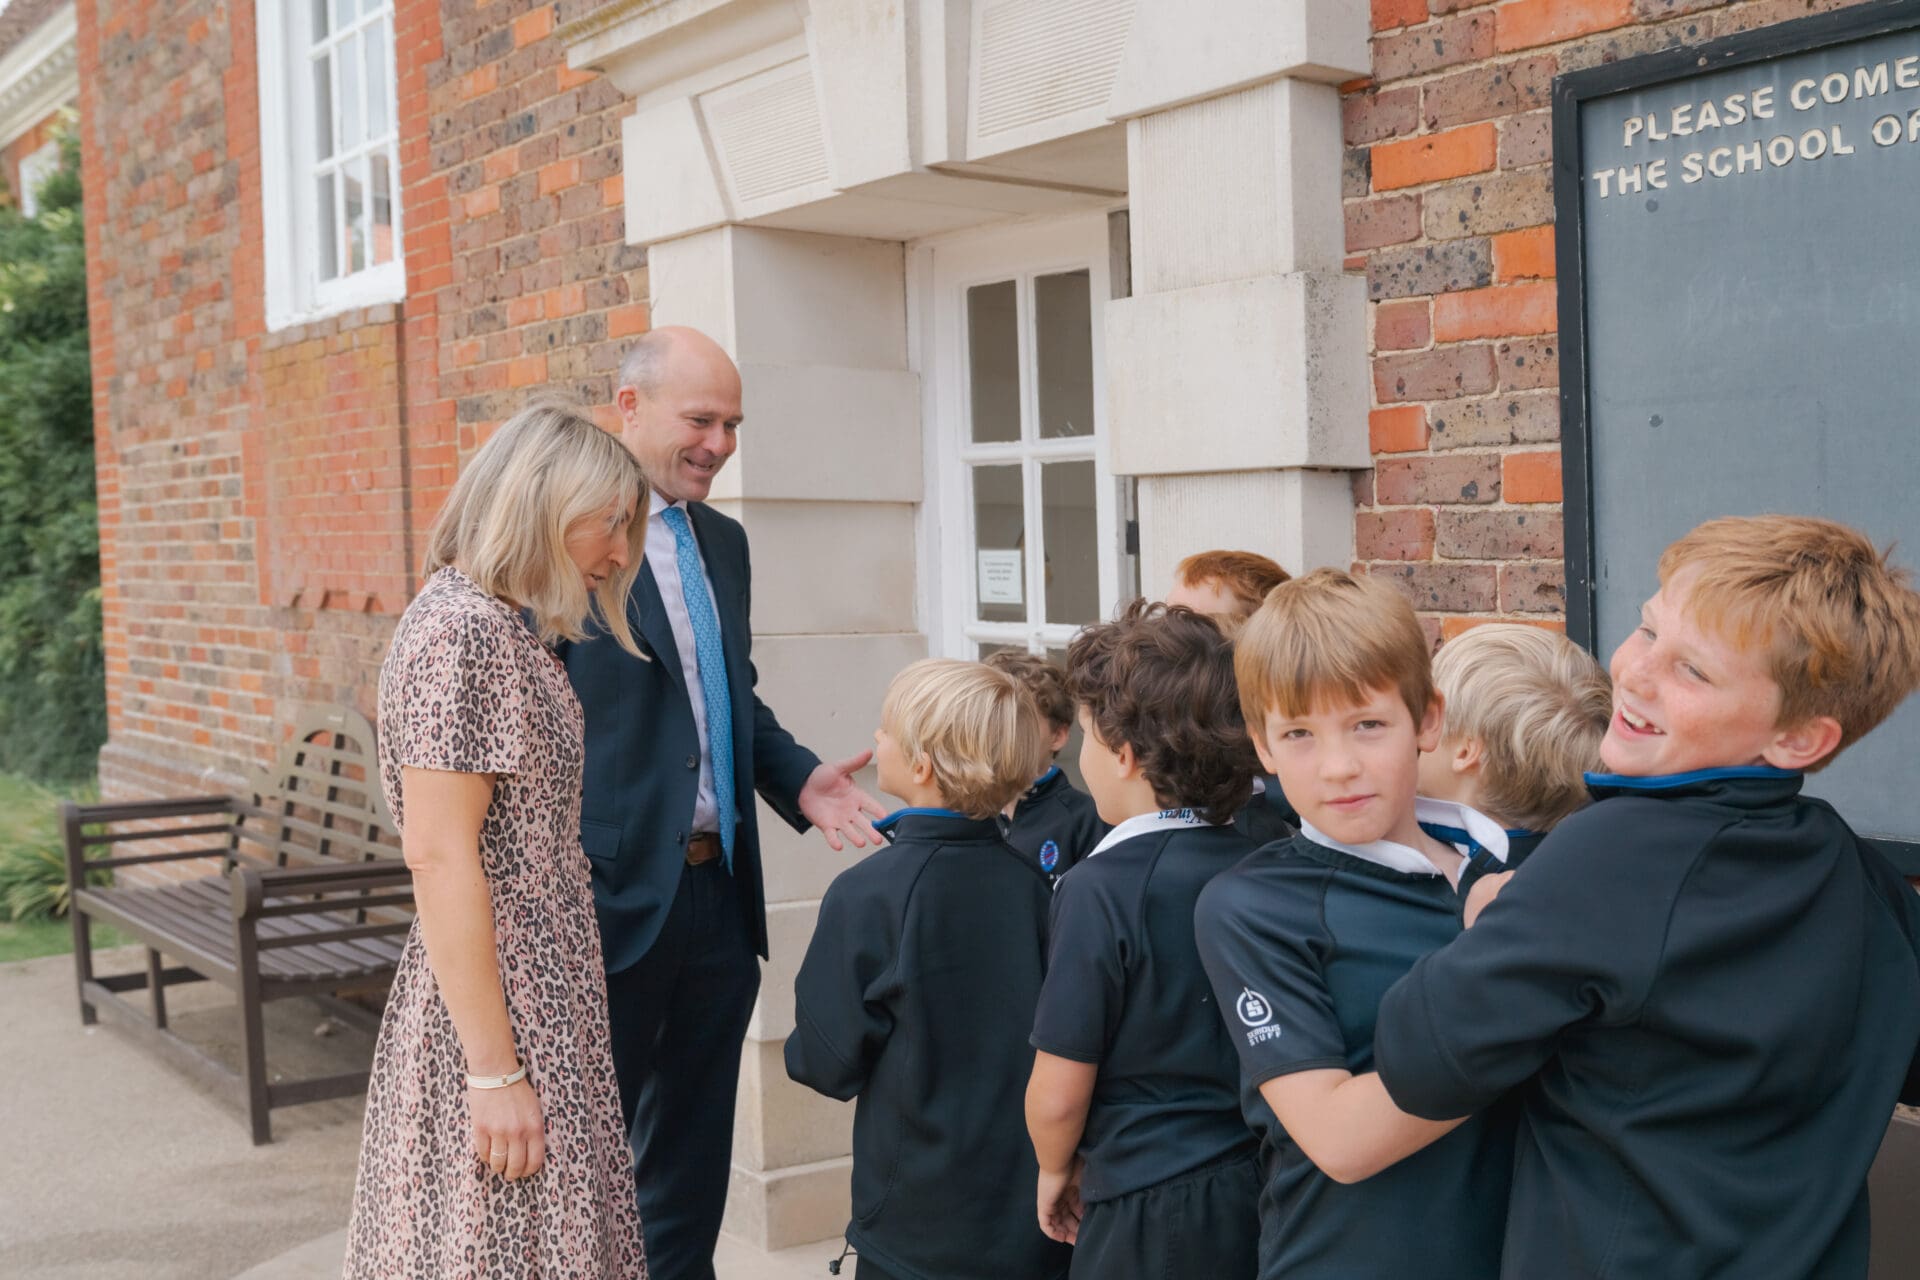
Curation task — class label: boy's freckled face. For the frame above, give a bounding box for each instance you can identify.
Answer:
[1602,572,1788,777]
[1164,575,1238,619]
[1254,685,1442,848]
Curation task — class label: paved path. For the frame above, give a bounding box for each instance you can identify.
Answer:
[3,949,840,1278]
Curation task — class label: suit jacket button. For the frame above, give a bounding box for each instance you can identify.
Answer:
[685,754,698,769]
[676,831,686,846]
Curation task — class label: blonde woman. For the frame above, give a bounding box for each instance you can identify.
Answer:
[344,401,650,1279]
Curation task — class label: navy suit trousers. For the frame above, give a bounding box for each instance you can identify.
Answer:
[604,861,762,1280]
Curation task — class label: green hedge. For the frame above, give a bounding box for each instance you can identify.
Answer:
[0,135,103,783]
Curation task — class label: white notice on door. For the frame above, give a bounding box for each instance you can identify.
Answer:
[978,550,1024,606]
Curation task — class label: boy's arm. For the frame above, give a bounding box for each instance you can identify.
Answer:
[1194,870,1466,1185]
[783,875,898,1100]
[1258,1070,1466,1185]
[1026,874,1126,1241]
[1026,1051,1098,1242]
[1374,811,1666,1120]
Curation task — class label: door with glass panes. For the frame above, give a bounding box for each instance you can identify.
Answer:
[926,215,1133,681]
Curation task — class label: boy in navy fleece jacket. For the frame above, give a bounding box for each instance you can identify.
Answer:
[1372,516,1920,1278]
[785,658,1070,1280]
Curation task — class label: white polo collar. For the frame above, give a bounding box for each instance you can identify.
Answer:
[1299,797,1510,880]
[1085,807,1214,860]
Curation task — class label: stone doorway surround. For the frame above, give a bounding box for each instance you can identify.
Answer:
[559,0,1370,1252]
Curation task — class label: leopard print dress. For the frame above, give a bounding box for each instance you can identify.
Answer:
[344,567,647,1279]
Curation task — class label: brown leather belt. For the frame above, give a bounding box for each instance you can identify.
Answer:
[686,833,723,866]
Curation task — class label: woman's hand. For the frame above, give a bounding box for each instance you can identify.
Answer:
[470,1077,546,1181]
[1036,1157,1085,1244]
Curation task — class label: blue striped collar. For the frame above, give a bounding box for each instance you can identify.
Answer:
[1584,765,1801,790]
[874,806,971,833]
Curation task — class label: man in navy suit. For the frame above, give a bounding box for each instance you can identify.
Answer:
[559,327,885,1280]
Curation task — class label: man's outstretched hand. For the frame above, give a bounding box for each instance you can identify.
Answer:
[798,751,887,851]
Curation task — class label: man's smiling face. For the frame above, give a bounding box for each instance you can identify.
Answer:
[616,335,742,505]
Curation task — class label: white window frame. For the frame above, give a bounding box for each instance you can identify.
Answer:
[256,0,405,331]
[912,212,1131,660]
[16,138,61,218]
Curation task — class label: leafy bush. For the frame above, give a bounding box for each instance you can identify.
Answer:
[0,771,100,920]
[0,128,102,783]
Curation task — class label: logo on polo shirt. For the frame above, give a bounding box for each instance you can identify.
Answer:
[1236,988,1273,1027]
[1038,840,1060,872]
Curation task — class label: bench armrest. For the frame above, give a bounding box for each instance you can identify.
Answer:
[232,858,415,921]
[62,796,240,885]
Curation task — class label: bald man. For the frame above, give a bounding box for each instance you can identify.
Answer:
[559,328,885,1279]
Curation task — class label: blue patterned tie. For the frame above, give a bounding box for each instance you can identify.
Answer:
[662,506,736,871]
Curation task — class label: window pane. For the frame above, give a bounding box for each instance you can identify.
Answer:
[1041,460,1099,626]
[311,0,330,42]
[333,0,357,30]
[339,33,362,151]
[316,173,338,280]
[344,158,367,273]
[972,464,1026,624]
[365,18,390,139]
[313,51,334,159]
[1036,269,1094,439]
[967,280,1020,444]
[370,151,393,264]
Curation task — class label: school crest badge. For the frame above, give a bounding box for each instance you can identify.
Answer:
[1038,840,1060,872]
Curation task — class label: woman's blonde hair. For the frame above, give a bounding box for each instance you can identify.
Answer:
[1432,625,1611,831]
[424,399,648,658]
[882,658,1050,819]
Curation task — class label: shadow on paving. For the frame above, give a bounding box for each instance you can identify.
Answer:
[2,948,370,1279]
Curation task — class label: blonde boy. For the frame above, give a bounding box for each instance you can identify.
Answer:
[1417,624,1611,888]
[1372,516,1920,1279]
[785,659,1069,1280]
[1192,569,1519,1280]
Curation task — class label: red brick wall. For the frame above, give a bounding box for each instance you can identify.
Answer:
[78,0,647,800]
[1344,0,1878,645]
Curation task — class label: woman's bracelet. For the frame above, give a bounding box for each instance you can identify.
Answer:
[465,1063,528,1090]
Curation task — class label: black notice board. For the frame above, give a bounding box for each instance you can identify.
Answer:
[1553,0,1920,873]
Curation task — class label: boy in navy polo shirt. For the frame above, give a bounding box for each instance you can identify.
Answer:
[1025,600,1263,1279]
[1192,568,1520,1280]
[985,650,1108,879]
[785,658,1071,1280]
[1165,549,1299,844]
[1417,624,1611,899]
[1370,516,1920,1279]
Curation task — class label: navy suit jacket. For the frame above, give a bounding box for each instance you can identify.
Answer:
[557,501,819,973]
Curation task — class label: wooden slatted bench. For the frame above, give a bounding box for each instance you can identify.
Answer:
[63,706,413,1143]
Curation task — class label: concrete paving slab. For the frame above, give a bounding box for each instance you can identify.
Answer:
[3,949,369,1278]
[4,947,844,1279]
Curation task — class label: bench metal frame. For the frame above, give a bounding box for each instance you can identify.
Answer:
[64,707,413,1143]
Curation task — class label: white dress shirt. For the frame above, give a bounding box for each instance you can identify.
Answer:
[647,493,724,834]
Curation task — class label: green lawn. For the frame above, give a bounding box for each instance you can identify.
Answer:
[0,772,119,961]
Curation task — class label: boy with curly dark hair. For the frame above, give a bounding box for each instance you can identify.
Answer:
[1025,600,1263,1279]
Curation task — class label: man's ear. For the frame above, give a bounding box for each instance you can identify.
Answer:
[615,384,642,421]
[1761,715,1843,771]
[1450,735,1484,777]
